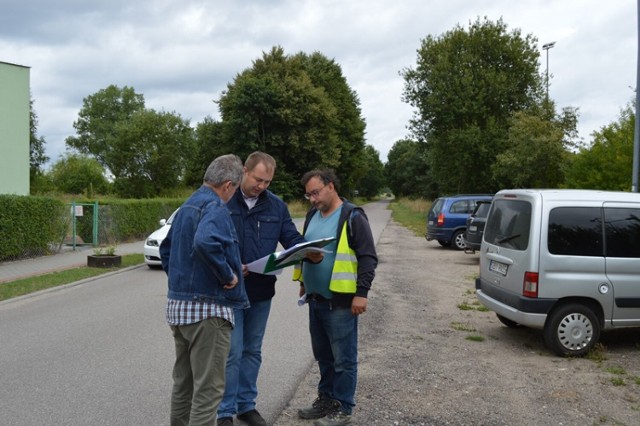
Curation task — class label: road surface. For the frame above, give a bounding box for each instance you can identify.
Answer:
[0,201,391,425]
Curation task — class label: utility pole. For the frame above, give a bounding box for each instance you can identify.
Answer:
[542,42,556,102]
[633,0,640,192]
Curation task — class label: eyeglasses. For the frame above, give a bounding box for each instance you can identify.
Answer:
[304,184,327,200]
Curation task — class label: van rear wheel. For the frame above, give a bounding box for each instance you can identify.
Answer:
[543,303,600,357]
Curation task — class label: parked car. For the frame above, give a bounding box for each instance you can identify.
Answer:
[463,200,492,252]
[476,189,640,357]
[425,194,493,250]
[144,209,178,268]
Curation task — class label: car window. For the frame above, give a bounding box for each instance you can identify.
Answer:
[484,199,531,250]
[430,198,445,215]
[450,200,472,214]
[604,207,640,258]
[548,207,602,256]
[473,202,491,218]
[167,209,179,225]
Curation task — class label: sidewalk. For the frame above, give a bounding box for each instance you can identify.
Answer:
[0,241,145,284]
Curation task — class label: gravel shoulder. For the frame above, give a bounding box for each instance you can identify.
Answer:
[274,219,640,426]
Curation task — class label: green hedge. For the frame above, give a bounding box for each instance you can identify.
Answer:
[0,195,184,261]
[0,195,67,259]
[102,199,183,242]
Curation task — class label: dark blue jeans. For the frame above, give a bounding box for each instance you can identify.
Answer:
[308,299,358,414]
[218,299,272,418]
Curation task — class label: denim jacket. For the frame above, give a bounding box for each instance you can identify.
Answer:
[227,189,305,302]
[160,185,249,309]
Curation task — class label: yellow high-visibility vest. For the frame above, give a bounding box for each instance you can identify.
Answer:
[293,219,358,294]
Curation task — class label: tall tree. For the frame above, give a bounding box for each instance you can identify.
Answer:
[356,145,386,198]
[110,109,195,198]
[402,18,543,194]
[184,117,230,188]
[66,85,145,173]
[217,46,367,199]
[65,85,195,197]
[565,103,634,191]
[29,96,49,192]
[296,51,367,193]
[385,139,433,198]
[492,105,578,188]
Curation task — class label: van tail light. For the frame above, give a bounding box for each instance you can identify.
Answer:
[523,272,539,298]
[437,213,445,226]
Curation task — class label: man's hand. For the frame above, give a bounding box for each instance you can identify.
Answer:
[223,273,239,289]
[305,251,324,264]
[351,296,368,316]
[242,264,249,277]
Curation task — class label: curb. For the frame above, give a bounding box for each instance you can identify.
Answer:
[0,264,147,307]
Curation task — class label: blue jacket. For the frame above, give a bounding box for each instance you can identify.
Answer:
[160,185,249,309]
[227,188,305,302]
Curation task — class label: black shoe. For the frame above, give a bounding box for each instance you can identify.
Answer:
[298,394,339,419]
[313,407,352,426]
[217,417,233,426]
[237,409,267,426]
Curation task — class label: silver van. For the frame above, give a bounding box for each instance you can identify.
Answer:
[476,189,640,356]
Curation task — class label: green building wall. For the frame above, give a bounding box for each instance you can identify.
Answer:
[0,61,30,195]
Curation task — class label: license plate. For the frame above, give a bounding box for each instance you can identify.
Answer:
[469,225,477,232]
[428,220,433,226]
[489,260,508,276]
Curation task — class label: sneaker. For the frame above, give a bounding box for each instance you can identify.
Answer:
[217,417,233,426]
[298,395,339,419]
[237,409,267,426]
[313,407,352,426]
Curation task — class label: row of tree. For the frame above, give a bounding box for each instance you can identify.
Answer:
[30,18,636,201]
[386,18,635,198]
[31,47,386,200]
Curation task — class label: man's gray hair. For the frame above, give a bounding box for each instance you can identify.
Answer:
[203,154,244,187]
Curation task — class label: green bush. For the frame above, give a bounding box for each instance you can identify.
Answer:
[0,195,67,259]
[0,195,184,261]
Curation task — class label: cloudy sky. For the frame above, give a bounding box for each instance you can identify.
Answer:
[1,0,636,166]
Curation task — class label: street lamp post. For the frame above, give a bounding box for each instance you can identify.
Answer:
[542,42,556,101]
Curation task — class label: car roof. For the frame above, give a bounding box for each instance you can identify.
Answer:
[437,194,493,201]
[495,189,640,203]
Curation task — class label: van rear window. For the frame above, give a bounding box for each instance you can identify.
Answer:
[484,200,531,250]
[548,207,602,256]
[604,207,640,258]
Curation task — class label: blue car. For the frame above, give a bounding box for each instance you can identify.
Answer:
[425,194,493,250]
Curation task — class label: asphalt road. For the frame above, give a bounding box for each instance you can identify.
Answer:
[0,200,391,426]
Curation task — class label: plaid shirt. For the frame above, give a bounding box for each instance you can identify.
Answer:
[166,298,234,327]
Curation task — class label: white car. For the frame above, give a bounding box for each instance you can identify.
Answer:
[144,209,178,268]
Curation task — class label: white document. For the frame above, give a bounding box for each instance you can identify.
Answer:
[245,237,336,275]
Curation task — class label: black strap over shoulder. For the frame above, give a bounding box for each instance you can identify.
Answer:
[303,199,358,242]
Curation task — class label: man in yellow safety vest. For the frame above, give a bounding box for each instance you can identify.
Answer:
[293,169,378,426]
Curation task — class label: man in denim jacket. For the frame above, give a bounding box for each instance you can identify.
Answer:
[160,154,247,426]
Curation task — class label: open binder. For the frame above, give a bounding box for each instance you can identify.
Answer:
[246,237,336,275]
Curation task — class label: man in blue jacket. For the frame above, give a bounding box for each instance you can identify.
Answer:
[218,152,321,426]
[160,154,247,426]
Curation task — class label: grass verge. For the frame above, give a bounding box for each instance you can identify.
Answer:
[0,253,145,302]
[388,198,431,237]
